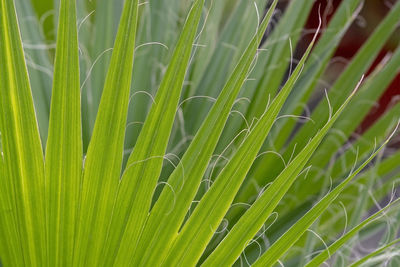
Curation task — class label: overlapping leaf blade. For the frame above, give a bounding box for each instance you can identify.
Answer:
[184,0,271,135]
[277,102,400,234]
[0,145,22,266]
[250,0,400,192]
[282,44,400,208]
[243,0,315,121]
[131,2,278,266]
[84,0,121,147]
[73,0,139,265]
[349,238,400,267]
[267,0,362,151]
[126,0,182,149]
[0,0,46,265]
[203,77,358,267]
[236,0,362,204]
[252,129,397,266]
[15,0,53,144]
[163,21,319,267]
[305,199,400,266]
[236,0,400,233]
[45,0,81,265]
[331,103,400,181]
[105,0,206,265]
[284,0,400,163]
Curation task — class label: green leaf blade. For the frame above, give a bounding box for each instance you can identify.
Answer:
[305,199,400,267]
[281,44,400,211]
[286,0,400,163]
[348,238,400,267]
[253,130,396,266]
[73,0,139,265]
[249,0,362,180]
[0,149,23,266]
[15,0,53,145]
[164,22,318,267]
[202,77,358,267]
[106,1,206,265]
[132,2,278,266]
[84,0,119,148]
[44,0,82,266]
[0,0,46,265]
